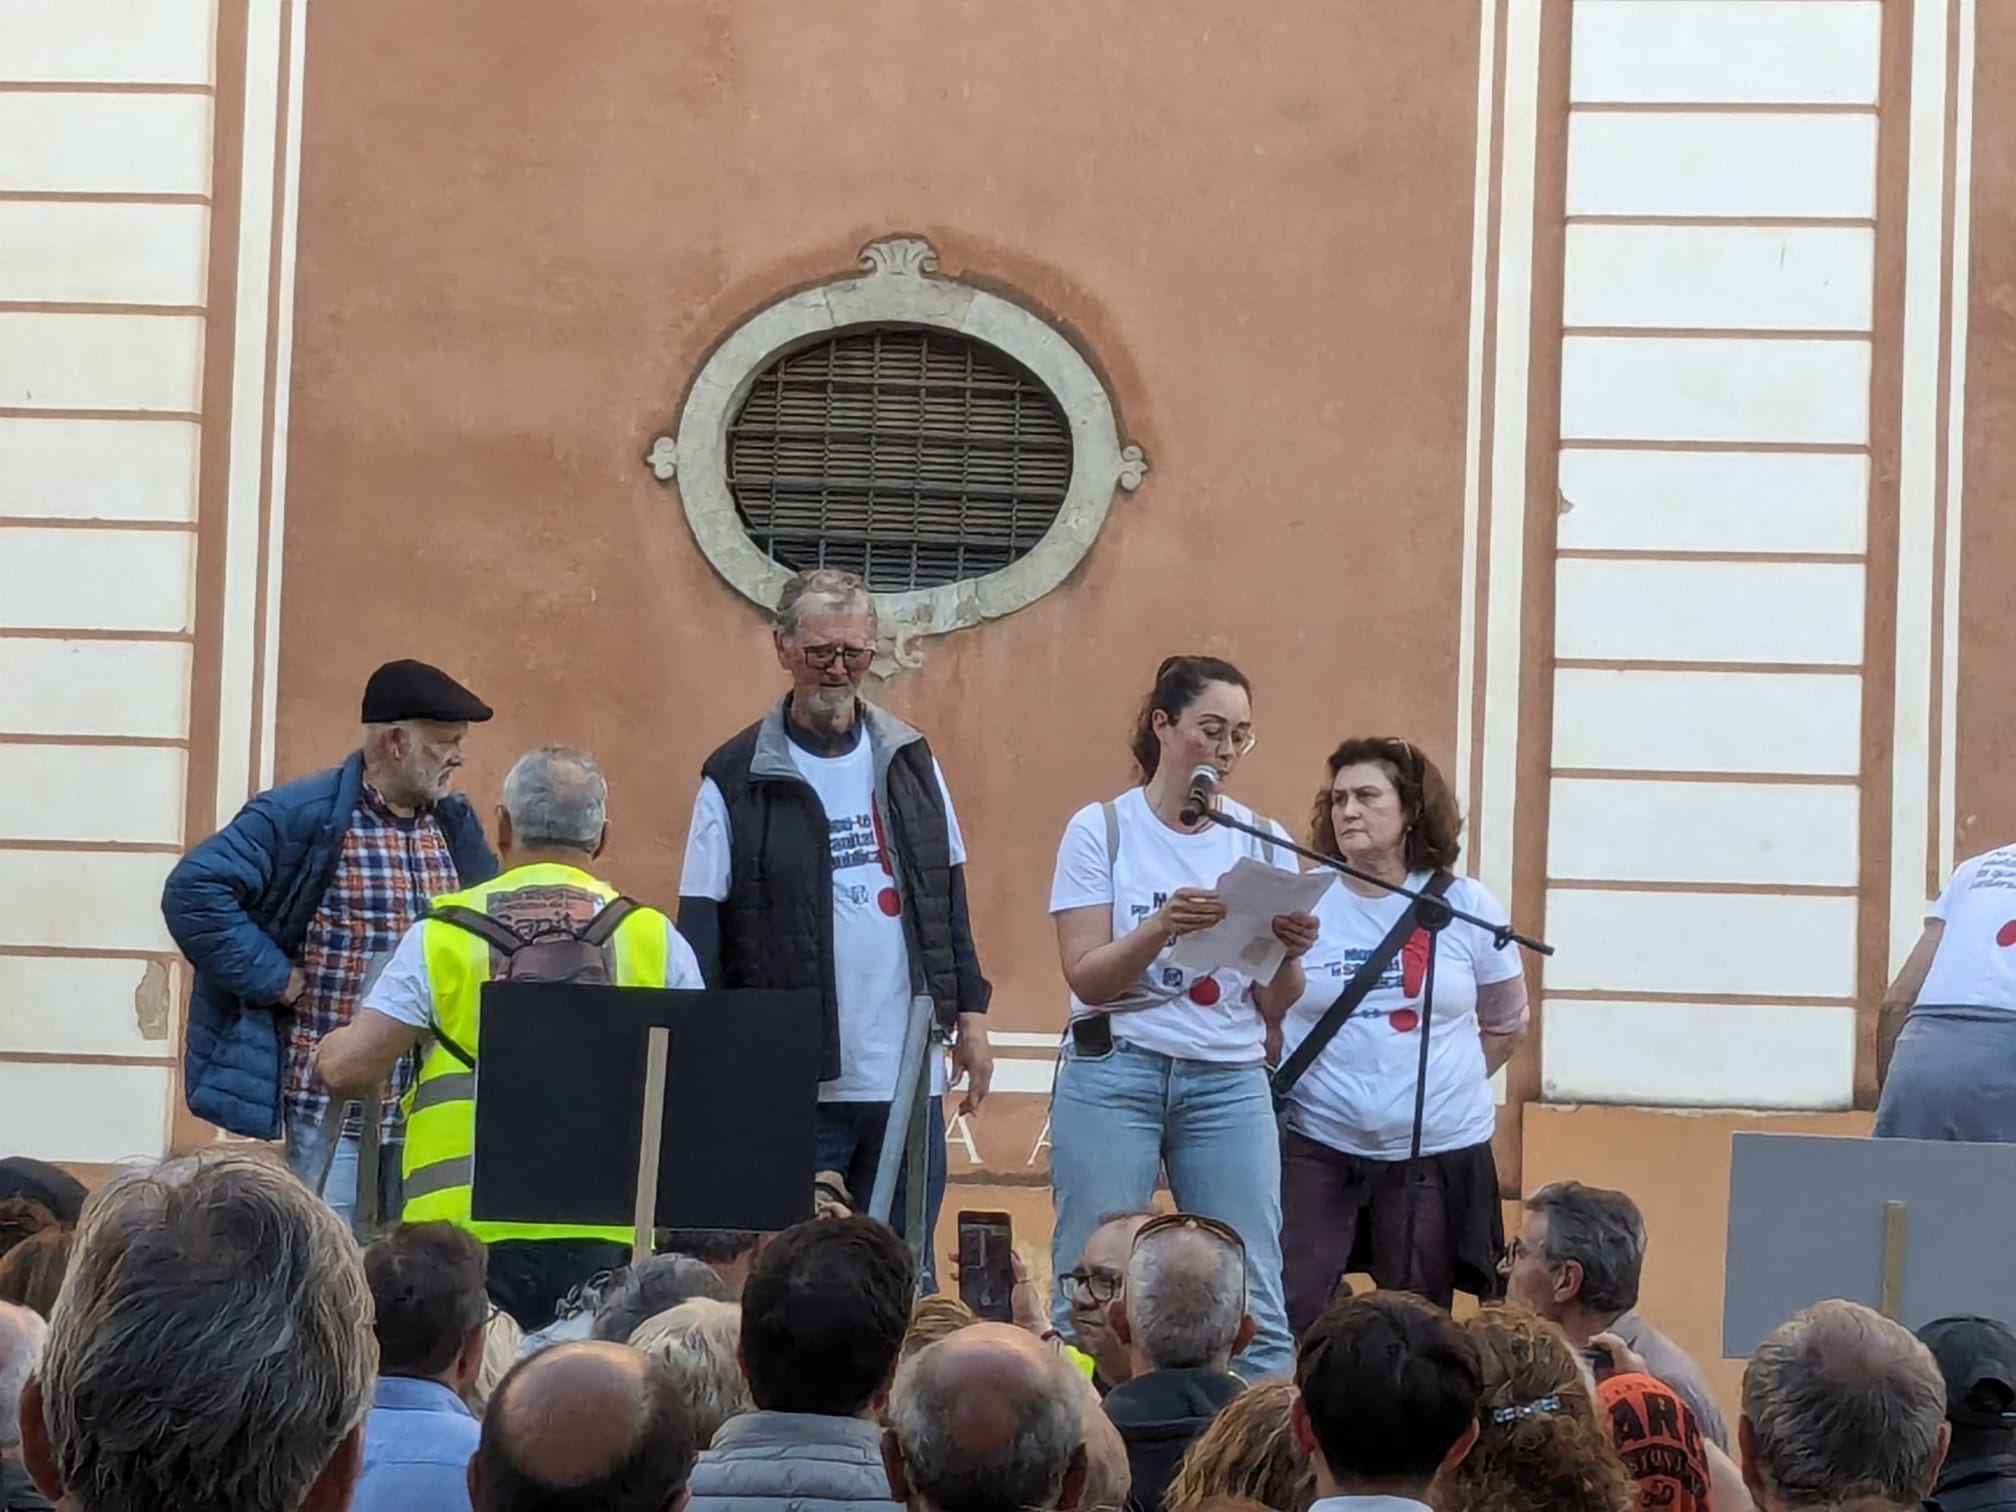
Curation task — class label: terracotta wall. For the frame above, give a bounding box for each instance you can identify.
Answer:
[279,0,1496,1172]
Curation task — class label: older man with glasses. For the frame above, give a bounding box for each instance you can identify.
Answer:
[1101,1213,1253,1512]
[1042,1209,1157,1396]
[678,567,994,1288]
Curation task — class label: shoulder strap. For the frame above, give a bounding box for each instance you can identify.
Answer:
[1271,871,1455,1103]
[430,1023,477,1070]
[425,903,525,956]
[1101,801,1120,869]
[1259,819,1281,867]
[580,896,640,948]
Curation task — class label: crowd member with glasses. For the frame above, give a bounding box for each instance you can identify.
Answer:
[679,568,994,1286]
[1103,1214,1256,1512]
[1048,656,1317,1381]
[1056,1209,1157,1394]
[1499,1180,1727,1451]
[1276,737,1527,1327]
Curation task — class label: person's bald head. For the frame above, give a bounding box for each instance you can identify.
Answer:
[472,1341,698,1512]
[0,1301,47,1457]
[1740,1299,1950,1512]
[884,1323,1088,1512]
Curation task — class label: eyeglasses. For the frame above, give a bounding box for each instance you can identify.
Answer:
[1059,1267,1124,1304]
[1193,719,1257,758]
[797,641,876,670]
[1498,1237,1547,1269]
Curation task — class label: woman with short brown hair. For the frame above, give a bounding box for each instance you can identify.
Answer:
[1276,737,1528,1328]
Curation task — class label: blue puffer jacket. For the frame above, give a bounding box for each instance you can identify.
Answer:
[162,751,496,1140]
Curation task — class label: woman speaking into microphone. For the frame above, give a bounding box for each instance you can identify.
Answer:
[1045,655,1317,1380]
[1275,736,1528,1330]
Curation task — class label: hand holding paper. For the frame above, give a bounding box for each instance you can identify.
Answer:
[1168,858,1334,983]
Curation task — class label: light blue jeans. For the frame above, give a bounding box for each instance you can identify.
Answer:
[1047,1038,1292,1380]
[283,1104,402,1236]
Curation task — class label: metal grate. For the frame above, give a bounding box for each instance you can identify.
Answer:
[726,326,1075,591]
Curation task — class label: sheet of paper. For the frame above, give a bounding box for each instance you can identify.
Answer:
[1167,857,1337,982]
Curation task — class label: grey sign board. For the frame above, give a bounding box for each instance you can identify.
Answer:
[1724,1132,2016,1359]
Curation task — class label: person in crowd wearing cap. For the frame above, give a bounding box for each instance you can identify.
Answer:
[318,745,704,1329]
[163,659,496,1226]
[677,568,993,1286]
[1919,1316,2016,1512]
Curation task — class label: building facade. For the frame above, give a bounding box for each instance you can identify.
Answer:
[0,0,2002,1404]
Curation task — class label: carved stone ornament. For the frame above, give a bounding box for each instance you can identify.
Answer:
[858,236,940,279]
[645,434,678,480]
[872,601,935,680]
[1117,444,1148,492]
[649,234,1147,678]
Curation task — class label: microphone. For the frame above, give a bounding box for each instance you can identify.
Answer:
[1179,764,1220,826]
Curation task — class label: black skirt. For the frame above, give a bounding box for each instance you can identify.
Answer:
[1333,1139,1507,1303]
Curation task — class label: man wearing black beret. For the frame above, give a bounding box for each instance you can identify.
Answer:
[163,659,498,1228]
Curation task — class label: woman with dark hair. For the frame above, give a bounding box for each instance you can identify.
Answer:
[1047,655,1318,1380]
[1277,737,1527,1329]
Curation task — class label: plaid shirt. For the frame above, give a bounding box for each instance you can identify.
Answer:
[284,787,462,1141]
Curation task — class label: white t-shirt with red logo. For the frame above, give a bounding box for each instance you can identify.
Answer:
[1917,844,2016,1010]
[680,737,965,1103]
[1047,786,1290,1066]
[1278,872,1522,1159]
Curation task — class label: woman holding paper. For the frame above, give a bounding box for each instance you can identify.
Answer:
[1276,736,1528,1329]
[1046,654,1319,1380]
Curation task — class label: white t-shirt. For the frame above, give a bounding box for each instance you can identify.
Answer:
[1279,872,1522,1160]
[679,739,967,1102]
[1917,845,2016,1010]
[1048,787,1291,1065]
[363,903,705,1028]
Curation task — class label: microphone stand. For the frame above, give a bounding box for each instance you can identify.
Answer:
[1195,803,1549,1305]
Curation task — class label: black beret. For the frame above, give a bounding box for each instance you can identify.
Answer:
[361,659,493,725]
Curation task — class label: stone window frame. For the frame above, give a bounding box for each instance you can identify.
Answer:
[646,236,1147,675]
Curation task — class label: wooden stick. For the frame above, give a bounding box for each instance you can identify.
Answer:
[633,1027,671,1268]
[1880,1199,1907,1320]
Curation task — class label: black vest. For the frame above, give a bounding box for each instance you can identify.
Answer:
[700,704,960,1085]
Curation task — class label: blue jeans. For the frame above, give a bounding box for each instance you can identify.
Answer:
[818,1097,946,1292]
[1048,1039,1292,1380]
[283,1103,403,1236]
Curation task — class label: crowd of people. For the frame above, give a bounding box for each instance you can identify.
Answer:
[1,1148,2013,1512]
[18,559,1991,1512]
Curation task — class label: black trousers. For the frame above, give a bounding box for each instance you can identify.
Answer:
[486,1238,631,1331]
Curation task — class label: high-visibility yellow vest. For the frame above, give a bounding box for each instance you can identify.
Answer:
[401,861,672,1245]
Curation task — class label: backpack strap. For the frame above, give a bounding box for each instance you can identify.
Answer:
[425,904,526,956]
[580,896,641,949]
[1101,800,1120,869]
[1270,871,1455,1107]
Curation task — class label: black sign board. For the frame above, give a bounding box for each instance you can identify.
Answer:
[468,983,821,1234]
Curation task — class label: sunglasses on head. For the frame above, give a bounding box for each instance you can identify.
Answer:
[1132,1212,1246,1254]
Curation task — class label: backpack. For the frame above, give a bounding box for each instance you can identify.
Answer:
[427,897,642,985]
[421,897,642,1068]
